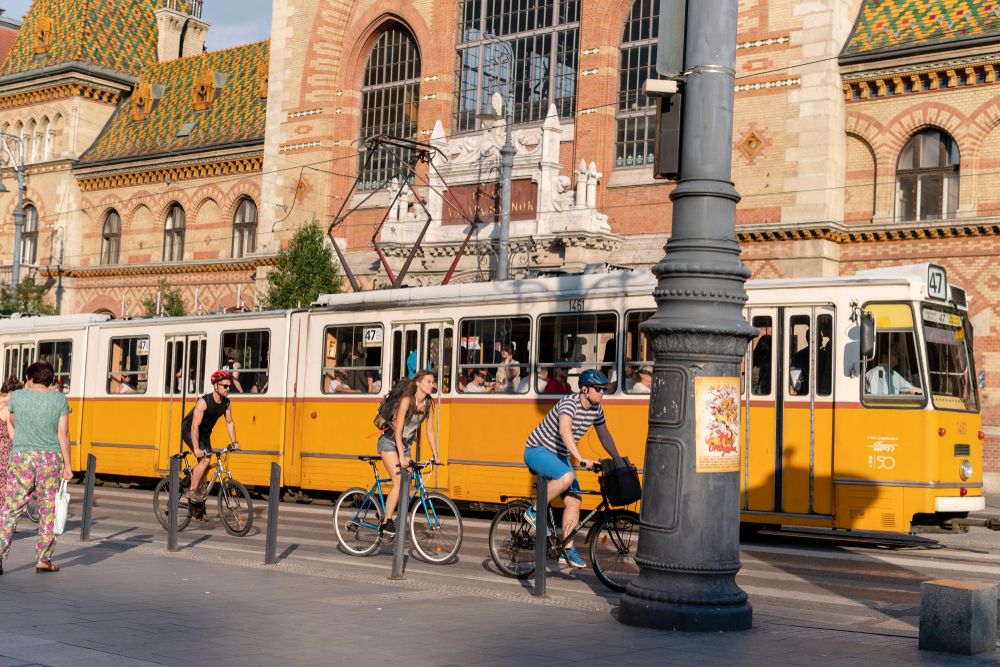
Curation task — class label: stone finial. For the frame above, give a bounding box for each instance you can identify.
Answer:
[575,159,587,209]
[586,161,602,208]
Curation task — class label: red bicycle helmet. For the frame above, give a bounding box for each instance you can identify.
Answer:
[210,369,233,385]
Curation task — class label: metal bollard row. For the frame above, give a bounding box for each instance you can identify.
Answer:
[79,454,97,542]
[390,466,411,580]
[534,473,547,597]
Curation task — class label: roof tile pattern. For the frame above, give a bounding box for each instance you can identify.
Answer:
[0,0,158,79]
[80,41,269,164]
[843,0,1000,58]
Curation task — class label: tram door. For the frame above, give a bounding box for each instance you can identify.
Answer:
[743,308,778,512]
[389,320,453,489]
[3,342,36,381]
[779,307,835,516]
[157,334,207,472]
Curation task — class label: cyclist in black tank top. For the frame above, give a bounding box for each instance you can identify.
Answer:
[182,370,240,504]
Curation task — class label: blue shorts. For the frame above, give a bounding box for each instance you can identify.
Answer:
[377,434,412,457]
[524,446,581,498]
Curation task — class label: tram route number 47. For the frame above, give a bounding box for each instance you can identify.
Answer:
[928,264,947,301]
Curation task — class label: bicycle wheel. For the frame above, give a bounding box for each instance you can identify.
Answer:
[333,488,383,556]
[153,477,192,531]
[590,510,640,592]
[218,480,254,537]
[26,495,39,523]
[488,501,536,578]
[409,492,463,564]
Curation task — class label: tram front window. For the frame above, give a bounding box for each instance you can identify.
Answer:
[863,331,922,402]
[923,307,978,412]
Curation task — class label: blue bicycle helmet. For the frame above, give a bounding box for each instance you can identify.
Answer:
[579,369,610,387]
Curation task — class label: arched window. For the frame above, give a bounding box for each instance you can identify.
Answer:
[163,203,185,262]
[896,129,960,222]
[454,0,580,132]
[616,0,659,169]
[232,197,257,258]
[358,26,421,190]
[21,204,38,264]
[101,210,121,265]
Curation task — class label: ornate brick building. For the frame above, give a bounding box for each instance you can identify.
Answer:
[3,0,1000,480]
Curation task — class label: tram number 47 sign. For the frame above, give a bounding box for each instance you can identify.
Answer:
[927,264,948,301]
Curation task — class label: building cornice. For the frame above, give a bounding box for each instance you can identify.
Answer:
[0,80,122,110]
[737,219,1000,244]
[38,255,277,279]
[842,57,999,103]
[75,151,264,192]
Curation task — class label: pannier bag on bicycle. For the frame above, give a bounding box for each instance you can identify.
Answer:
[599,456,642,506]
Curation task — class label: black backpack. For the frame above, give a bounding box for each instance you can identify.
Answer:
[374,378,413,433]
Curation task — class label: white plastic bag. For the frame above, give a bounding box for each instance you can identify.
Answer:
[53,480,70,535]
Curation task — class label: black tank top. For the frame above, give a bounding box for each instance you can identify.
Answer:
[182,393,230,443]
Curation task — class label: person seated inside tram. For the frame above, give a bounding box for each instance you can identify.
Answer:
[631,367,653,394]
[464,368,494,393]
[366,370,382,394]
[543,367,571,394]
[865,348,920,396]
[326,368,361,393]
[494,345,520,393]
[536,367,550,393]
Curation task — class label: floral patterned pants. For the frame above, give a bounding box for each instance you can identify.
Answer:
[0,451,61,563]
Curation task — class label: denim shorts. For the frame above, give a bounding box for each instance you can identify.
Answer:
[524,446,581,498]
[377,434,411,458]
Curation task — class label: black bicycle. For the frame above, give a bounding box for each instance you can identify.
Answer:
[488,462,640,592]
[152,444,254,537]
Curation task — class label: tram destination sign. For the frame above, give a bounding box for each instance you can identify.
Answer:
[442,179,537,225]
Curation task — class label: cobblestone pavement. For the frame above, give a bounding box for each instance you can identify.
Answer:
[1,524,999,667]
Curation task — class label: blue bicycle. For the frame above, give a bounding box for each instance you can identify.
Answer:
[333,455,463,563]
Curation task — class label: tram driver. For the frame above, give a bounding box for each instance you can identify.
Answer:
[865,348,920,396]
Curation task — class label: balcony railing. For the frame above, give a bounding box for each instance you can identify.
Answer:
[162,0,202,18]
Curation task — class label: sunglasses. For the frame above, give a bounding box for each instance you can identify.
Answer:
[217,383,232,389]
[588,385,606,393]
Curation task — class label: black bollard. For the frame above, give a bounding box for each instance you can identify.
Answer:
[80,454,96,541]
[533,473,548,597]
[389,466,411,580]
[167,457,179,553]
[265,462,280,565]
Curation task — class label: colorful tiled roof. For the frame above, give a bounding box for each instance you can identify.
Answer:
[80,41,269,164]
[842,0,1000,60]
[0,0,158,79]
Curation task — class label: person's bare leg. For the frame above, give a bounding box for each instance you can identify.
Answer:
[380,450,401,523]
[562,494,582,550]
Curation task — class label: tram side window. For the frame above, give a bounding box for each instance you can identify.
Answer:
[324,325,383,394]
[787,315,833,397]
[390,330,418,384]
[750,316,773,396]
[538,313,618,394]
[426,328,454,394]
[221,330,271,394]
[863,331,923,402]
[458,317,531,394]
[624,310,654,394]
[3,344,35,382]
[37,341,72,394]
[107,337,149,394]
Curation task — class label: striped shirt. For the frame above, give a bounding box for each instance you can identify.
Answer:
[526,394,606,457]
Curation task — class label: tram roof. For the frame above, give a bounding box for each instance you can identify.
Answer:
[0,313,112,332]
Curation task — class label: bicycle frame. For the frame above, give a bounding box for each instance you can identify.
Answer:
[351,463,442,532]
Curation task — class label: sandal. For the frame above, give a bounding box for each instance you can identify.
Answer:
[35,561,59,573]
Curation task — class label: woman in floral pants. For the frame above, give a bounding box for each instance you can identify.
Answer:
[0,361,73,575]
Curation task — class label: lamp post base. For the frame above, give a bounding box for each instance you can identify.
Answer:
[619,588,752,632]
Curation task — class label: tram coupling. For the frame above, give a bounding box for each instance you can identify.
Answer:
[942,517,1000,532]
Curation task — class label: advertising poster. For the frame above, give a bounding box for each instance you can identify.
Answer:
[695,376,740,473]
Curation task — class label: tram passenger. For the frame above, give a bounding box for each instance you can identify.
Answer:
[522,368,621,569]
[631,367,653,394]
[327,369,360,394]
[464,369,494,393]
[495,345,521,393]
[865,348,919,396]
[181,370,240,518]
[544,367,572,394]
[366,370,382,393]
[377,370,439,536]
[536,367,550,393]
[223,348,244,393]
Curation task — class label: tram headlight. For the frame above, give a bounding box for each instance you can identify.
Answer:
[960,459,973,481]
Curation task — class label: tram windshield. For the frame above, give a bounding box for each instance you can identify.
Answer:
[922,306,978,412]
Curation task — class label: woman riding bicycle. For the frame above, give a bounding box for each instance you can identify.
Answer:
[378,370,439,536]
[523,368,621,569]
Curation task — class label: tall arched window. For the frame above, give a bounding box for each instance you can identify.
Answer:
[232,197,257,258]
[163,203,185,262]
[454,0,580,132]
[896,129,960,222]
[101,210,121,265]
[358,26,421,190]
[21,204,38,264]
[616,0,659,169]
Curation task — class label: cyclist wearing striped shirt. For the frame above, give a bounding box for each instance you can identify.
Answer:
[523,368,621,569]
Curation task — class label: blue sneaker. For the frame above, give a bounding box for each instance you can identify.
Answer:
[560,547,586,569]
[523,505,536,529]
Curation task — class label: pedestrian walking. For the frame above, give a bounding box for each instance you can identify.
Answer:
[0,361,73,574]
[0,373,23,498]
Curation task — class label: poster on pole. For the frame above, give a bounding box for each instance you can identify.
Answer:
[695,376,740,473]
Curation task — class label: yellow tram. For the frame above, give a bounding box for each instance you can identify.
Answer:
[0,263,981,534]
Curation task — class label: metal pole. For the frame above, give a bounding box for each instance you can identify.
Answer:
[496,45,514,281]
[167,457,179,553]
[11,175,23,293]
[79,454,96,542]
[389,466,410,580]
[618,0,755,632]
[533,473,547,597]
[265,462,280,565]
